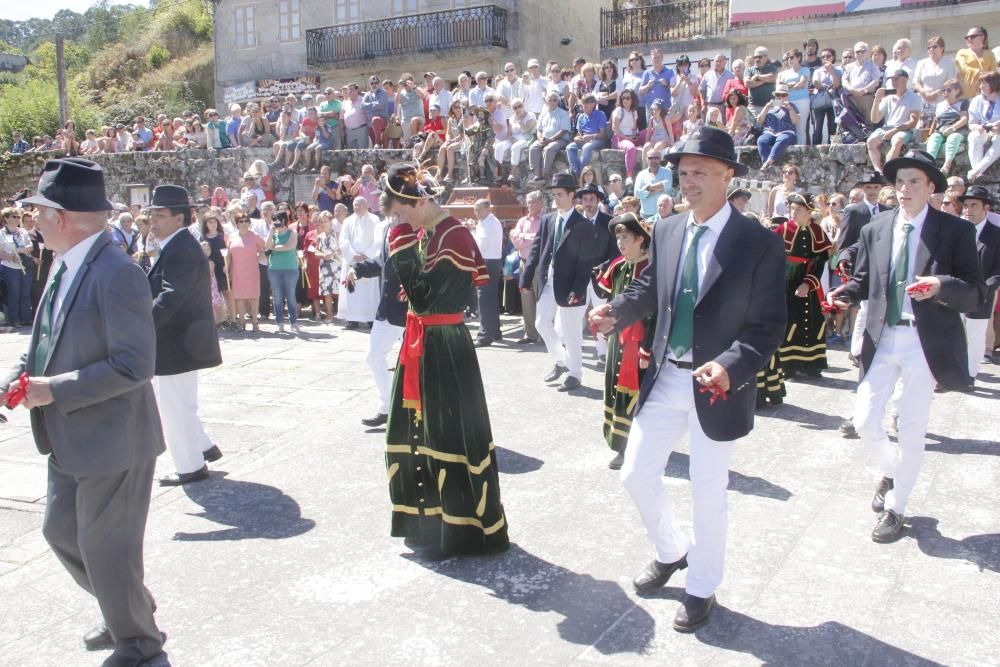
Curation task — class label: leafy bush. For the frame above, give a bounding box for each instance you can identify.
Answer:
[0,77,102,151]
[146,44,170,70]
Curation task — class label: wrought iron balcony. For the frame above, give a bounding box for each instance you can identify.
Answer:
[307,5,508,68]
[600,0,729,50]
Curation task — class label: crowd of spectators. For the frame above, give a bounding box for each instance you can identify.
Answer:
[7,24,1000,188]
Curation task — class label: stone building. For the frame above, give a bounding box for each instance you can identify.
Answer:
[211,0,604,108]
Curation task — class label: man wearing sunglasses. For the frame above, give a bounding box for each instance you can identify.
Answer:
[745,46,778,119]
[362,75,390,147]
[842,41,881,120]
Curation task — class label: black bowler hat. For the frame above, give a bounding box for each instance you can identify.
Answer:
[883,150,948,194]
[21,157,113,212]
[576,183,606,201]
[146,184,195,210]
[608,212,651,242]
[957,185,995,206]
[853,170,888,188]
[664,126,747,176]
[547,173,578,192]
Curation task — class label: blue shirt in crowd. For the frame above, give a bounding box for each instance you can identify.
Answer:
[634,165,673,217]
[639,66,674,109]
[576,109,608,136]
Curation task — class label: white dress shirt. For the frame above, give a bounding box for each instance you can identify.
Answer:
[891,204,927,322]
[51,230,104,318]
[473,213,503,260]
[668,202,732,363]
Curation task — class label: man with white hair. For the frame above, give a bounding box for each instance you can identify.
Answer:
[523,58,548,116]
[653,194,674,222]
[429,77,452,120]
[700,54,734,118]
[842,41,881,120]
[470,71,495,108]
[468,199,504,347]
[226,103,244,148]
[885,39,917,88]
[339,196,381,329]
[528,92,571,184]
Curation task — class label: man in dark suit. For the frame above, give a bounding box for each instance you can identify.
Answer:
[147,185,223,486]
[4,158,167,665]
[591,127,787,631]
[957,186,1000,380]
[351,216,406,427]
[832,150,985,543]
[520,173,617,390]
[837,170,890,270]
[577,183,617,367]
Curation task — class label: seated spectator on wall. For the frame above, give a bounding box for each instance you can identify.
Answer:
[566,93,608,179]
[925,80,969,175]
[756,84,800,172]
[866,70,922,172]
[966,71,1000,182]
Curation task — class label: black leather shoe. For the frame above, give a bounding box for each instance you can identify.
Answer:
[474,338,493,348]
[102,650,170,667]
[344,321,359,330]
[632,555,688,593]
[608,450,625,470]
[872,509,904,543]
[158,465,209,487]
[557,375,581,392]
[361,413,388,427]
[871,477,894,513]
[839,419,858,438]
[673,593,717,632]
[202,445,223,463]
[543,365,568,382]
[84,623,113,651]
[515,337,538,345]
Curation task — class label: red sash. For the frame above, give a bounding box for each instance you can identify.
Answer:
[615,321,645,396]
[399,311,465,421]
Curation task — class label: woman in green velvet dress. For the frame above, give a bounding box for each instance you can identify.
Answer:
[596,213,655,471]
[380,164,509,556]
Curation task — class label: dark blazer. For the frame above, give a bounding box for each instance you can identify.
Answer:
[148,228,222,376]
[354,222,406,328]
[838,201,890,266]
[520,208,618,306]
[969,220,1000,319]
[609,208,787,442]
[840,207,986,390]
[1,232,165,477]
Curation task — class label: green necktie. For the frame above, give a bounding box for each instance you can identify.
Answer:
[668,224,709,358]
[553,215,565,250]
[33,262,67,376]
[886,223,914,326]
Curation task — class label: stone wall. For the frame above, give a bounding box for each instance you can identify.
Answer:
[3,142,996,208]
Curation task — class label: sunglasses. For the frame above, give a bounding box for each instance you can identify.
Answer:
[843,55,854,60]
[505,68,515,73]
[823,54,835,59]
[966,34,984,39]
[773,93,788,98]
[855,49,867,53]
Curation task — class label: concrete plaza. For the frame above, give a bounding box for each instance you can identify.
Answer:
[0,314,997,666]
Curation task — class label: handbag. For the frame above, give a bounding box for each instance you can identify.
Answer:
[811,88,834,111]
[502,249,522,280]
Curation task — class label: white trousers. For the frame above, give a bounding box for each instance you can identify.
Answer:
[850,301,867,358]
[853,327,935,515]
[964,315,990,379]
[586,282,608,358]
[535,279,586,379]
[620,364,736,598]
[153,372,214,475]
[967,128,1000,178]
[366,319,405,414]
[493,139,529,165]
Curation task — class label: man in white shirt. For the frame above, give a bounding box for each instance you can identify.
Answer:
[867,70,922,172]
[528,92,571,184]
[496,62,523,118]
[469,71,496,109]
[339,197,381,329]
[429,77,452,120]
[469,199,504,347]
[522,58,548,116]
[884,38,917,88]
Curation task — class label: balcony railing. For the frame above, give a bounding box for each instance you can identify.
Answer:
[307,5,508,68]
[600,1,729,50]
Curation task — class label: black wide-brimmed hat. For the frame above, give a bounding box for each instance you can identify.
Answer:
[608,212,652,242]
[548,173,578,191]
[883,150,948,194]
[664,126,747,177]
[727,186,752,201]
[853,170,888,189]
[575,183,606,201]
[21,157,113,212]
[957,185,995,206]
[147,184,195,210]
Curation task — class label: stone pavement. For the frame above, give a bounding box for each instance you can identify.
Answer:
[0,315,997,666]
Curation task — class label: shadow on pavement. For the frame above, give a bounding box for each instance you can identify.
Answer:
[495,446,544,474]
[907,517,1000,574]
[409,544,655,654]
[769,403,846,431]
[924,433,1000,457]
[666,452,793,501]
[692,608,940,665]
[174,472,316,541]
